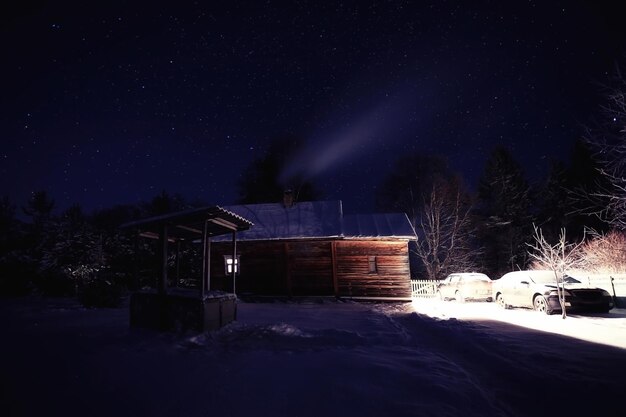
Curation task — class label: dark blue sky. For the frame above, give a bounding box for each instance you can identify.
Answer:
[1,1,624,215]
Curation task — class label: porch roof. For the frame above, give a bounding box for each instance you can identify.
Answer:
[120,205,253,242]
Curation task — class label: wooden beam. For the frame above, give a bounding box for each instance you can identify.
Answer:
[175,240,181,287]
[175,224,203,234]
[140,231,176,243]
[201,220,208,297]
[206,237,211,292]
[331,241,338,297]
[210,217,238,231]
[158,224,168,295]
[285,242,292,297]
[231,231,237,295]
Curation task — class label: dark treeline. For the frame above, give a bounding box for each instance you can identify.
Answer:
[3,69,624,298]
[375,139,609,280]
[0,139,612,301]
[0,190,204,304]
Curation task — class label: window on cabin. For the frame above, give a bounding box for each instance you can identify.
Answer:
[368,256,377,273]
[224,255,240,275]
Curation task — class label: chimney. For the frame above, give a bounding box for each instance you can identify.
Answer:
[283,189,295,208]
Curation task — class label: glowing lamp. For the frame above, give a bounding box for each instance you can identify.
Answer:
[224,255,240,275]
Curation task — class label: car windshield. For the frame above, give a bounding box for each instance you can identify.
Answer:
[527,272,581,284]
[465,274,490,282]
[527,272,559,284]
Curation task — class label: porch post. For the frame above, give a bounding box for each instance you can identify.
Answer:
[201,220,208,297]
[232,231,237,296]
[158,223,168,295]
[206,237,212,293]
[174,240,181,288]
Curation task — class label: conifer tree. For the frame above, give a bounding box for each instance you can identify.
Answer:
[477,146,533,277]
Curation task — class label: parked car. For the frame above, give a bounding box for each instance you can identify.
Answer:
[437,273,493,302]
[492,270,614,314]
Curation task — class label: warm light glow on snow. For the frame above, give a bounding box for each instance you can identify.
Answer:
[411,299,626,349]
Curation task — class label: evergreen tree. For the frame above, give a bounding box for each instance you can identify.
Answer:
[22,190,55,226]
[237,136,320,204]
[375,153,449,227]
[535,140,610,242]
[477,146,533,277]
[0,196,31,295]
[564,139,610,236]
[144,190,188,216]
[0,196,17,254]
[536,160,570,242]
[18,191,57,292]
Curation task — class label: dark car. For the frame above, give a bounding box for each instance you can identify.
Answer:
[437,273,493,302]
[492,270,614,314]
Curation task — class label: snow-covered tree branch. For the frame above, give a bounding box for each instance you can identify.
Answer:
[584,69,626,230]
[527,225,584,318]
[414,178,481,280]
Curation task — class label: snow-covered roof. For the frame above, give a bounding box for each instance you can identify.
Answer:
[212,200,415,241]
[219,200,343,241]
[342,213,416,239]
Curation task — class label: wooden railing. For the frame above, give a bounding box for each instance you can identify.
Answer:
[410,280,438,298]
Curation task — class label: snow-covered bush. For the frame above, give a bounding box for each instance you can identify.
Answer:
[578,230,626,273]
[529,229,626,274]
[77,269,124,308]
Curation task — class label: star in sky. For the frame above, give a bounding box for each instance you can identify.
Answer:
[0,1,625,214]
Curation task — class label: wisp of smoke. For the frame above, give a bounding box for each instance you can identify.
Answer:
[279,90,417,185]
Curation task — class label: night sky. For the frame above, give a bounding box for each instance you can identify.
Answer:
[2,1,625,215]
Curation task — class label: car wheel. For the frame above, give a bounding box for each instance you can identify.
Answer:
[496,293,505,308]
[533,295,551,315]
[455,291,464,303]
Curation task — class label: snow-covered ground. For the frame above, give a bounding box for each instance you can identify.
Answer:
[1,296,625,417]
[411,298,626,349]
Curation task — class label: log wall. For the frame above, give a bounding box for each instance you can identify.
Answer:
[210,238,411,298]
[334,240,411,298]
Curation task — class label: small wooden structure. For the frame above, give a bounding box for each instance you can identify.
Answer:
[209,201,416,299]
[121,206,253,332]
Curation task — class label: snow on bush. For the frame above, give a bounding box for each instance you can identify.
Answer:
[578,230,626,273]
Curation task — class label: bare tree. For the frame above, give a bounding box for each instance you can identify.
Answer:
[584,69,626,230]
[527,225,585,318]
[414,178,481,281]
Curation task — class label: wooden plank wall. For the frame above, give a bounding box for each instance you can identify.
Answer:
[286,241,334,295]
[210,239,411,298]
[210,241,287,295]
[335,240,412,298]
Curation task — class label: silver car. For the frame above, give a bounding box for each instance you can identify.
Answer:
[437,273,493,302]
[493,270,614,314]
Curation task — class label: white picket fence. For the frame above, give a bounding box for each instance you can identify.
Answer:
[411,280,438,298]
[411,274,626,301]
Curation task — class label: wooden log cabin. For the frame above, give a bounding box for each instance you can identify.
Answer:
[210,200,416,299]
